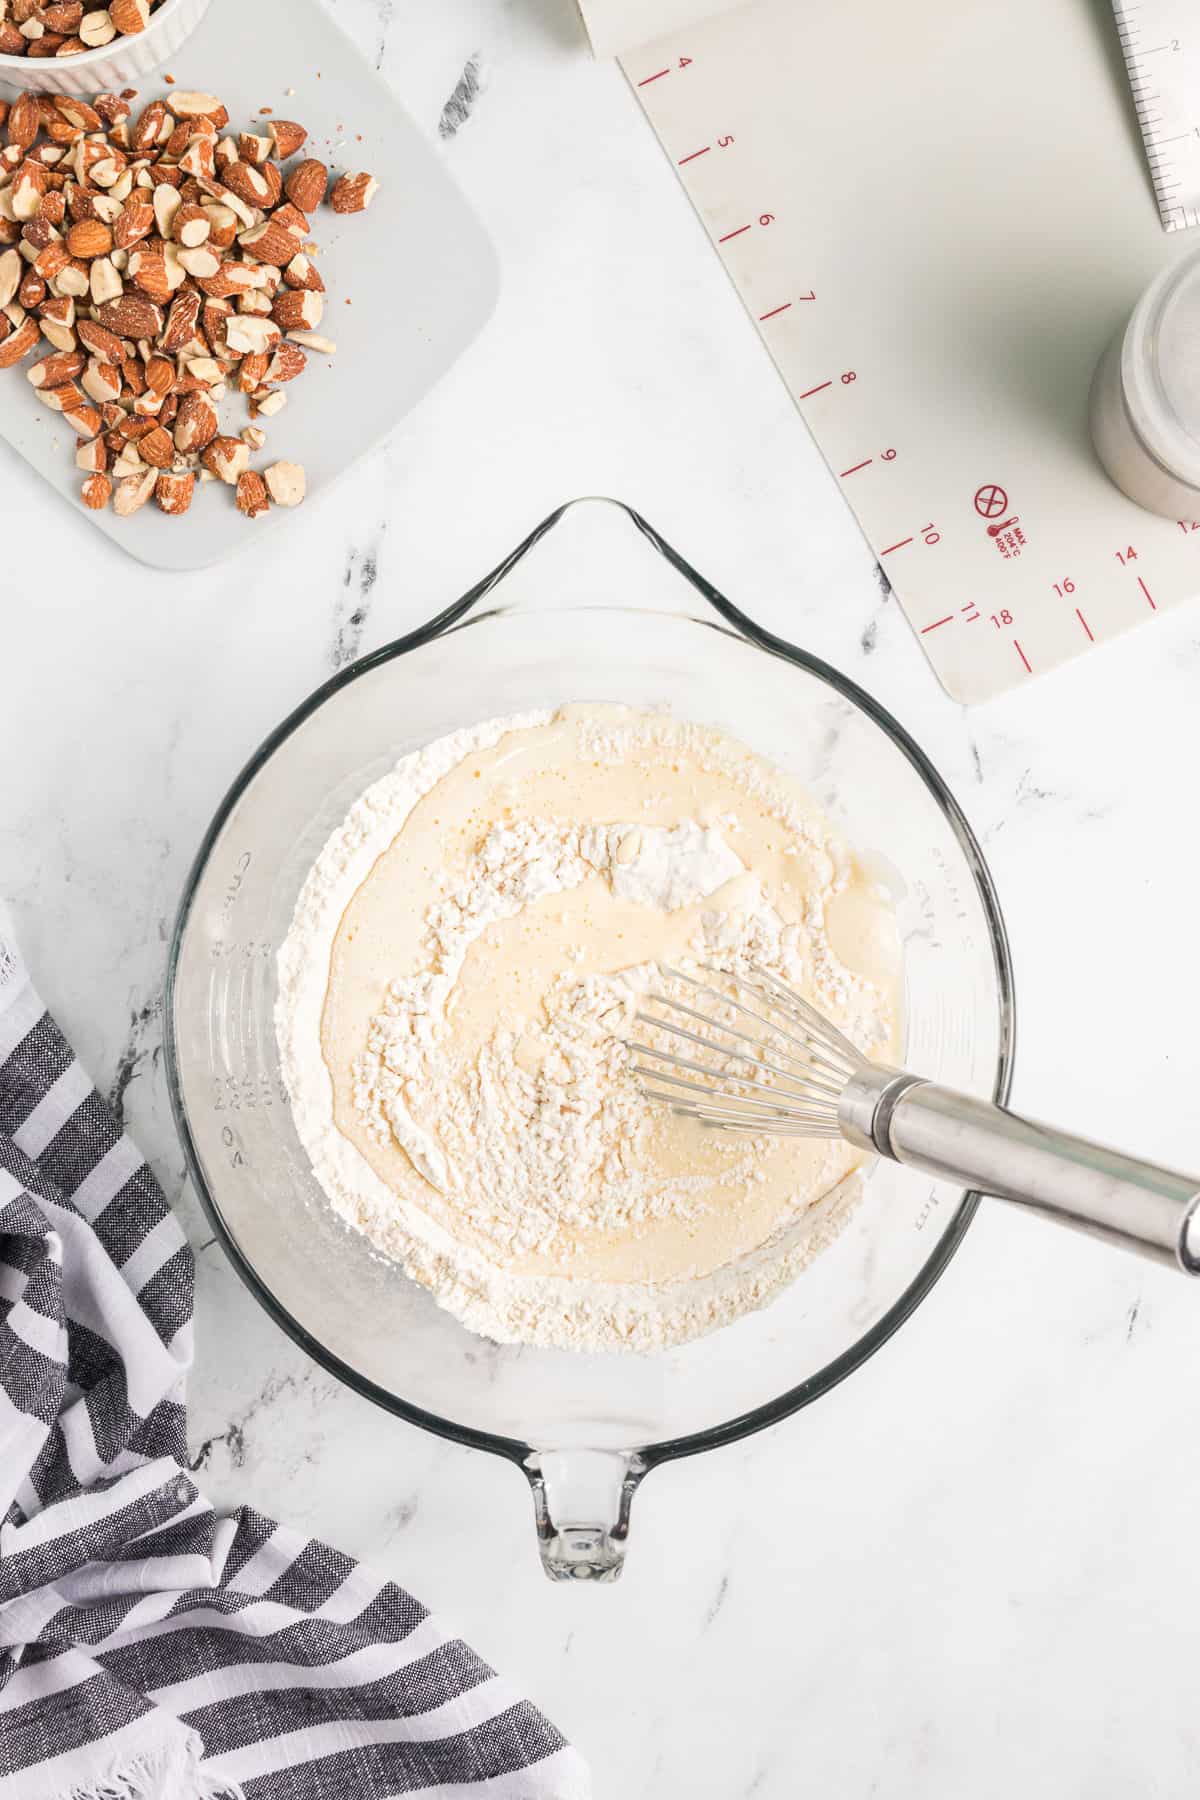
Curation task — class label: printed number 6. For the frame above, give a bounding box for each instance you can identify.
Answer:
[759,213,774,226]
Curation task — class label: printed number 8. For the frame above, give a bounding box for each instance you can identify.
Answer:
[841,371,856,384]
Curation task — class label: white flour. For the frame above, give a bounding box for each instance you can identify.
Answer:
[276,708,895,1353]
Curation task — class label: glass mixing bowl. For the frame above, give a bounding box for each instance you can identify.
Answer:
[166,499,1014,1581]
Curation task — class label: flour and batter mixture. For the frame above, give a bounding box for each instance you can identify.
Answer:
[276,706,902,1351]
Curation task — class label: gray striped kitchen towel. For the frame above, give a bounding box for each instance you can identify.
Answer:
[0,915,589,1800]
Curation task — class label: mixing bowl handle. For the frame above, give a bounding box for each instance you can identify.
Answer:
[877,1082,1200,1272]
[523,1449,647,1583]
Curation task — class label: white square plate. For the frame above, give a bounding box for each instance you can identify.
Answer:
[0,0,499,569]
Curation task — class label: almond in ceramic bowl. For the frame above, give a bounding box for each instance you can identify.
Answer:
[0,0,212,98]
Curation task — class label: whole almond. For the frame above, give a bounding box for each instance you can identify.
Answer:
[66,219,113,260]
[7,96,40,153]
[283,159,328,214]
[145,353,175,397]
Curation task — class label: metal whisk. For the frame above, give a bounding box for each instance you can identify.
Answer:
[633,965,1200,1274]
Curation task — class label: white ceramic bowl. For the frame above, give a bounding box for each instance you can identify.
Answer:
[0,0,211,98]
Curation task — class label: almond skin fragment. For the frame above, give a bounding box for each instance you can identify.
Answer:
[284,159,327,213]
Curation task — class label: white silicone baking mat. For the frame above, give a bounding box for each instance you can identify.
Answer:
[625,0,1200,701]
[0,0,498,571]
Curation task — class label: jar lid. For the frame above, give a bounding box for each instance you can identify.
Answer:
[1123,251,1200,491]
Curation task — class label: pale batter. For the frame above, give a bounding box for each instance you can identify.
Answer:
[276,705,902,1351]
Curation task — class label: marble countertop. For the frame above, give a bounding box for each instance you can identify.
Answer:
[4,2,1200,1794]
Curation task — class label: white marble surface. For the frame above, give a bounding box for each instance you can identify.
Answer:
[4,2,1200,1794]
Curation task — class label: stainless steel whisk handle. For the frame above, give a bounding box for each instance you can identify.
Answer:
[839,1068,1200,1273]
